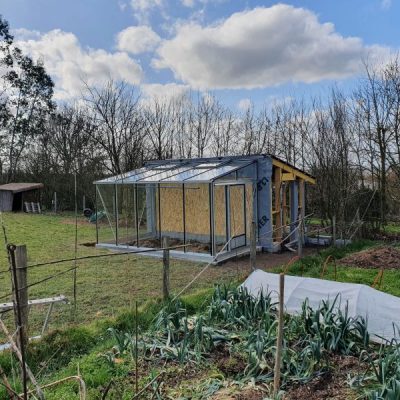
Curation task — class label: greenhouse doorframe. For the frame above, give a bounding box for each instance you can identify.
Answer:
[212,181,248,257]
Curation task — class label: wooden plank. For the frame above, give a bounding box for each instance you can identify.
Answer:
[282,173,295,181]
[0,295,68,312]
[272,159,315,184]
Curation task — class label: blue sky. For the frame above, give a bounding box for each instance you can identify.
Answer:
[1,0,398,108]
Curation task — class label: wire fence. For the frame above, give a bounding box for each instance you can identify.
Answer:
[0,206,366,399]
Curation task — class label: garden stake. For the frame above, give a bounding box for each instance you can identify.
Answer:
[162,237,170,300]
[73,172,78,314]
[135,301,139,396]
[273,273,285,397]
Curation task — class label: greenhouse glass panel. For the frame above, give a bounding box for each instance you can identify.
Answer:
[136,184,158,247]
[116,184,136,246]
[96,184,117,245]
[213,185,228,254]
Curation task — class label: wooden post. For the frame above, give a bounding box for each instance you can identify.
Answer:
[8,244,28,399]
[298,219,303,258]
[273,273,285,396]
[250,221,257,272]
[162,237,170,301]
[83,195,86,211]
[135,301,139,396]
[332,215,336,247]
[11,245,29,351]
[355,208,361,240]
[54,192,57,213]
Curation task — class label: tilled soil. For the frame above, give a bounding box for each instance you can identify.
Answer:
[284,355,362,400]
[339,246,400,269]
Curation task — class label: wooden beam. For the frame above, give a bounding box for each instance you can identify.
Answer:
[282,172,295,181]
[272,159,315,184]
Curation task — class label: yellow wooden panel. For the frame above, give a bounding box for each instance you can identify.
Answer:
[272,159,316,184]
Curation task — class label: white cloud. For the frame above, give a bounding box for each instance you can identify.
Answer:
[131,0,163,11]
[130,0,164,23]
[141,82,189,105]
[116,26,161,54]
[12,28,41,41]
[237,98,251,111]
[381,0,392,9]
[154,4,390,89]
[15,29,143,100]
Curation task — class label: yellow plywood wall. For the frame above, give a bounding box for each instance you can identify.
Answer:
[158,183,254,238]
[185,184,211,235]
[213,185,226,237]
[159,184,184,233]
[230,186,244,235]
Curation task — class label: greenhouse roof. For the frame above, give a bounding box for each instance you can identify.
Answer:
[95,154,315,185]
[95,155,260,184]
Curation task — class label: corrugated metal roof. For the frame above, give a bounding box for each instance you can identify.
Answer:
[0,183,44,193]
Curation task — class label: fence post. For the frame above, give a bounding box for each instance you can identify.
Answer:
[54,192,57,213]
[250,221,257,272]
[273,273,285,397]
[8,244,28,399]
[297,219,303,258]
[10,245,29,351]
[162,237,170,301]
[332,215,336,247]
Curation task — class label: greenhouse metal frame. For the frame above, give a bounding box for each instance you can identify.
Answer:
[94,155,315,263]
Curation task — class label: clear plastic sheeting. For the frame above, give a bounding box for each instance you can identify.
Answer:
[241,270,400,343]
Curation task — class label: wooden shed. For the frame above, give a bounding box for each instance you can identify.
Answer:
[0,183,44,212]
[94,155,315,263]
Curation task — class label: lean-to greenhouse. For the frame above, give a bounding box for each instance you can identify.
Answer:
[94,155,315,263]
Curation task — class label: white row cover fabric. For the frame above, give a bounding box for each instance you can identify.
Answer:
[241,270,400,343]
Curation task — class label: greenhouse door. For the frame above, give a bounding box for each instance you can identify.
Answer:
[227,184,247,250]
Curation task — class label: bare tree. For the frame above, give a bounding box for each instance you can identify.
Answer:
[84,80,145,175]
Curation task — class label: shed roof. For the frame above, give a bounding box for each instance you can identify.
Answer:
[0,183,44,193]
[95,154,315,185]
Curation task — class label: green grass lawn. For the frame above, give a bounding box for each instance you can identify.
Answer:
[272,241,400,297]
[0,212,245,338]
